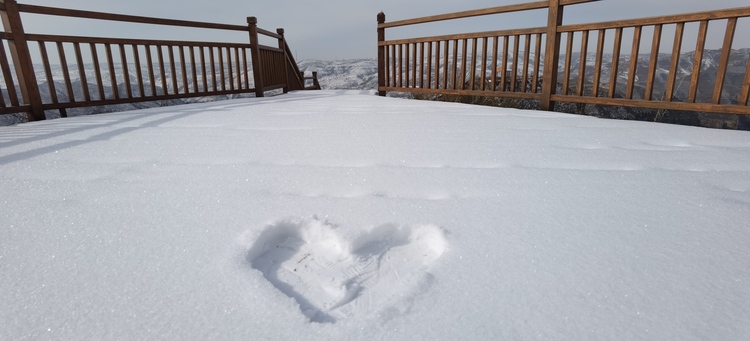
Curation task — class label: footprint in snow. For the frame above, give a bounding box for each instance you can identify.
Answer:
[246,217,447,323]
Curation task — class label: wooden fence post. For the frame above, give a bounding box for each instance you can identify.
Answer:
[312,71,320,90]
[377,12,386,96]
[0,0,44,121]
[540,0,563,111]
[247,16,264,97]
[277,28,289,93]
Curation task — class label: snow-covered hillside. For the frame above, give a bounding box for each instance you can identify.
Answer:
[2,91,749,340]
[297,59,378,90]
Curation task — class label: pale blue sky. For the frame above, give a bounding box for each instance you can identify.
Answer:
[13,0,750,60]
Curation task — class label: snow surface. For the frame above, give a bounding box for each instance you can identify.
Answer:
[1,90,749,340]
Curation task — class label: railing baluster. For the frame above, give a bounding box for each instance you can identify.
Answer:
[105,44,118,99]
[198,46,207,92]
[145,45,156,96]
[0,39,6,108]
[451,39,458,90]
[688,21,708,103]
[391,45,398,87]
[461,39,467,90]
[480,38,488,91]
[73,42,90,102]
[157,45,167,95]
[209,47,216,91]
[577,30,588,97]
[384,45,390,87]
[501,36,509,91]
[644,24,662,101]
[592,29,605,97]
[563,32,573,95]
[522,34,531,93]
[713,18,737,104]
[411,43,417,88]
[398,44,403,88]
[491,36,499,91]
[262,49,269,88]
[442,40,449,90]
[469,39,477,90]
[226,47,234,91]
[407,44,412,88]
[435,40,442,90]
[532,33,542,93]
[427,42,432,89]
[419,43,424,89]
[511,35,520,92]
[665,23,684,102]
[119,44,132,98]
[132,45,145,97]
[267,49,272,87]
[38,42,58,105]
[242,48,249,90]
[234,47,241,89]
[179,46,189,93]
[90,44,105,100]
[609,28,623,98]
[168,46,178,94]
[0,82,6,107]
[0,42,20,107]
[418,42,424,88]
[626,26,642,100]
[57,42,76,102]
[217,47,226,91]
[189,47,198,92]
[741,55,750,106]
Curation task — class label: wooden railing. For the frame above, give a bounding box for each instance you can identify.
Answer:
[0,0,318,122]
[377,0,750,116]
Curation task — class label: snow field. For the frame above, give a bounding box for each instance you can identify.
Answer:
[1,90,749,340]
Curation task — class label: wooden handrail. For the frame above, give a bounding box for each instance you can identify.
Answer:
[380,1,550,29]
[558,6,750,32]
[16,4,249,31]
[26,33,253,48]
[257,27,282,39]
[379,0,598,28]
[379,27,547,45]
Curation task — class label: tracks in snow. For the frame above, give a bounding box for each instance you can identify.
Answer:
[246,217,447,323]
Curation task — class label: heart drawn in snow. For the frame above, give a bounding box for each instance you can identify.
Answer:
[246,217,447,323]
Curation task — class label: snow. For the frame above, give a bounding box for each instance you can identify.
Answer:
[1,90,749,340]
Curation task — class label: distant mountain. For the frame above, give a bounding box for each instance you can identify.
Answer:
[297,59,378,90]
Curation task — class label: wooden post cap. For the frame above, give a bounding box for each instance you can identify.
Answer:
[377,12,385,23]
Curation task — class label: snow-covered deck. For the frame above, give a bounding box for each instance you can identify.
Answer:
[2,91,749,339]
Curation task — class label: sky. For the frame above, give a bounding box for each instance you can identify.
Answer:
[10,0,750,60]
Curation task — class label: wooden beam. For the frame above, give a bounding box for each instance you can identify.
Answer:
[0,0,44,120]
[540,0,564,110]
